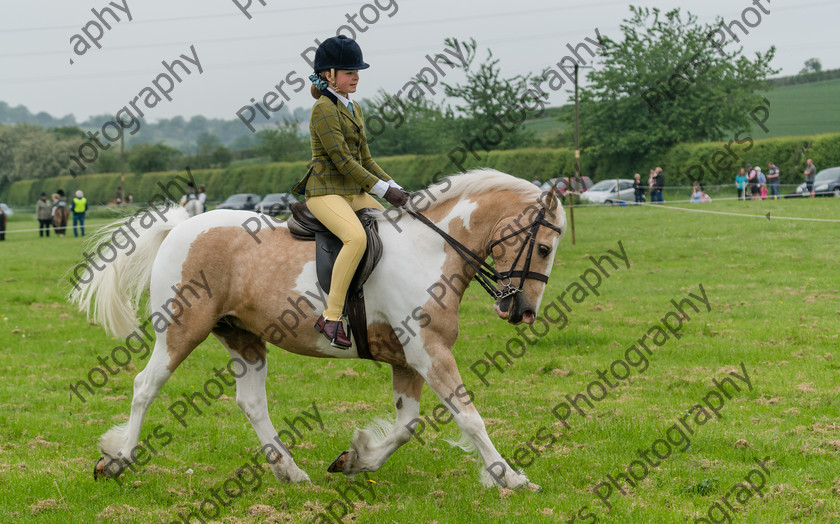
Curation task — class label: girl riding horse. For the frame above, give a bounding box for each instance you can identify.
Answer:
[294,35,410,349]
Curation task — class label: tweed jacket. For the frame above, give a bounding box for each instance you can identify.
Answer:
[293,90,391,197]
[36,199,52,220]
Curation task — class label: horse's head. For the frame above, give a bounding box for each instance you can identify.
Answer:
[489,190,566,325]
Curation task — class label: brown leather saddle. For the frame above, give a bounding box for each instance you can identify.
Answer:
[287,201,382,360]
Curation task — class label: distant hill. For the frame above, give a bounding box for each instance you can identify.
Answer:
[523,71,840,142]
[0,102,310,152]
[759,77,840,137]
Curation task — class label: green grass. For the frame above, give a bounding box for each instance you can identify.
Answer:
[0,198,839,522]
[760,78,840,137]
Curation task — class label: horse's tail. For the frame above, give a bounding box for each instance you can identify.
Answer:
[68,204,190,338]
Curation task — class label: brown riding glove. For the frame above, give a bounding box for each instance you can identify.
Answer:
[383,186,409,207]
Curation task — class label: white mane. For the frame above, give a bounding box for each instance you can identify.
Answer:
[414,168,541,209]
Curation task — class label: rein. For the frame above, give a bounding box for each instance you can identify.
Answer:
[406,207,564,300]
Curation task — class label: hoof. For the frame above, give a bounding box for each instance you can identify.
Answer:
[93,457,107,480]
[327,450,353,473]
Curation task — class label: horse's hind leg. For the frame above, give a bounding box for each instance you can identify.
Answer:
[213,326,310,483]
[96,336,178,479]
[328,364,424,475]
[96,310,215,480]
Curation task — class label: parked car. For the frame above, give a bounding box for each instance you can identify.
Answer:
[259,193,298,216]
[793,166,840,197]
[0,203,12,216]
[216,193,261,211]
[540,176,593,200]
[580,179,636,204]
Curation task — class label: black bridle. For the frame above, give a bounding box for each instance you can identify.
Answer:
[407,207,564,300]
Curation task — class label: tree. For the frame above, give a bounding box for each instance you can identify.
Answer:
[196,132,221,155]
[210,145,233,167]
[360,91,457,156]
[441,38,541,150]
[566,7,777,164]
[127,142,181,173]
[799,58,822,74]
[0,123,78,187]
[256,118,309,162]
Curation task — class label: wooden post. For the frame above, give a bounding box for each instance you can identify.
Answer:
[569,63,580,245]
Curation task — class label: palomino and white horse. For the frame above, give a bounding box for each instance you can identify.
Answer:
[71,169,566,491]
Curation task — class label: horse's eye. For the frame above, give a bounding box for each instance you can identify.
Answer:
[538,244,550,258]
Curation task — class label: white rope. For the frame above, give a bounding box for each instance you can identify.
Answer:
[631,201,840,222]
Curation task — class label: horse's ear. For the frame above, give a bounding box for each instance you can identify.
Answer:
[540,189,558,214]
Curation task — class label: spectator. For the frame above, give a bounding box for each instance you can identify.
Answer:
[690,185,702,203]
[0,204,6,241]
[532,177,541,187]
[36,193,52,237]
[115,186,123,205]
[746,164,760,200]
[652,167,665,203]
[179,181,197,206]
[804,159,816,198]
[767,162,780,200]
[51,190,68,236]
[633,173,645,204]
[756,167,767,200]
[735,168,747,200]
[700,191,712,203]
[72,190,87,237]
[198,185,207,212]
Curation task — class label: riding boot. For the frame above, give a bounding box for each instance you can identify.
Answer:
[315,315,352,348]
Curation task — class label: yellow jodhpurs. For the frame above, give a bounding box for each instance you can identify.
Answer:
[306,192,384,320]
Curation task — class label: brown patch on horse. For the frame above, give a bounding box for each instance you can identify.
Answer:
[211,321,267,363]
[392,365,423,403]
[367,322,407,366]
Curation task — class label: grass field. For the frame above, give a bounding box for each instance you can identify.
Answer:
[760,78,840,138]
[1,197,839,523]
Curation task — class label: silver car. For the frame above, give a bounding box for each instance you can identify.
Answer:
[580,179,636,204]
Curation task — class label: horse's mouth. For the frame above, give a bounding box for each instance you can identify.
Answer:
[494,296,536,325]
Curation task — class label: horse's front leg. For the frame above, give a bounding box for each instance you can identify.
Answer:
[418,346,541,491]
[328,364,424,476]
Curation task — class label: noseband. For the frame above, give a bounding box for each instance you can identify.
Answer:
[407,207,564,300]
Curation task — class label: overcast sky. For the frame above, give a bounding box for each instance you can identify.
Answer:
[3,0,837,126]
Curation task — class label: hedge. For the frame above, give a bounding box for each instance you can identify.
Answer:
[3,132,838,206]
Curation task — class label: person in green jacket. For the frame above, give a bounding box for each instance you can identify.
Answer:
[293,35,409,349]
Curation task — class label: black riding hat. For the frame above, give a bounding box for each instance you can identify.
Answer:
[313,35,369,73]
